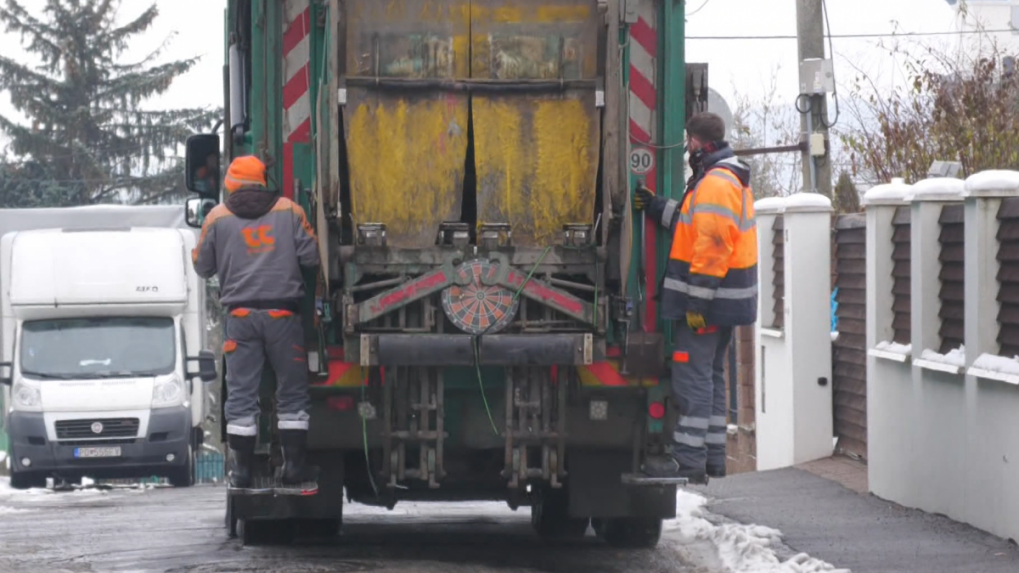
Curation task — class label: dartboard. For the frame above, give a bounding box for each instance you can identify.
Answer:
[442,259,519,334]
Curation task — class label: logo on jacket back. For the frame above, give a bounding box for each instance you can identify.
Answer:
[241,225,275,254]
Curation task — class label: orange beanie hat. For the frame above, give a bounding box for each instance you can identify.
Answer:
[224,156,267,193]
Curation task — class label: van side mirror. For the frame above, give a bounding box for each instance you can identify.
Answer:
[185,134,221,197]
[0,362,11,385]
[188,350,218,383]
[186,197,218,228]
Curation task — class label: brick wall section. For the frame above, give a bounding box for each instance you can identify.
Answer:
[725,324,757,475]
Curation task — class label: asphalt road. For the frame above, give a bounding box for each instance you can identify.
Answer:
[703,468,1019,573]
[0,484,723,573]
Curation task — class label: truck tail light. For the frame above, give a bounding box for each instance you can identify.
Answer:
[648,402,665,420]
[327,396,354,412]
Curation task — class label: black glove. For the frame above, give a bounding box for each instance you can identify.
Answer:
[633,186,654,211]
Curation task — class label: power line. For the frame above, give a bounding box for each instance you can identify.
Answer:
[688,0,711,17]
[688,28,1015,40]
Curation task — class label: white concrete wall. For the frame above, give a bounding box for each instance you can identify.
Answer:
[955,1,1019,60]
[863,179,916,505]
[754,194,834,471]
[866,170,1019,542]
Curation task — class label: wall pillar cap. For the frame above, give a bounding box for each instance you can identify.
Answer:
[964,170,1019,198]
[784,192,833,213]
[863,178,912,207]
[907,177,965,203]
[755,196,786,215]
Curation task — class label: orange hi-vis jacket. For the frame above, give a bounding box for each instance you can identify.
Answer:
[649,149,758,326]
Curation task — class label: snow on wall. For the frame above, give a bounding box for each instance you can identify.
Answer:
[964,170,1019,197]
[972,353,1019,375]
[919,346,966,367]
[875,341,912,355]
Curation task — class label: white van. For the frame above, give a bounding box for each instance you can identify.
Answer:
[0,226,215,488]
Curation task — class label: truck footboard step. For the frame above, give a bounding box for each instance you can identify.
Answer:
[228,476,319,497]
[621,474,689,487]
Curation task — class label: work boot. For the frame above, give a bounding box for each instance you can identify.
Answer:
[280,429,319,485]
[642,455,707,485]
[707,465,726,479]
[227,434,256,489]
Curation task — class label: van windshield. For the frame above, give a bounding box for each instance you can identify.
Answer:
[20,317,176,379]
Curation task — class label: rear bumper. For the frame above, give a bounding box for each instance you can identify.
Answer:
[7,408,191,479]
[357,333,603,366]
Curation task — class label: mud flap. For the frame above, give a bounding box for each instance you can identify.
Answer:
[229,453,344,521]
[567,451,677,519]
[228,475,320,497]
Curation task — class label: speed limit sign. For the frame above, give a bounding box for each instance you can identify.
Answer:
[629,148,654,175]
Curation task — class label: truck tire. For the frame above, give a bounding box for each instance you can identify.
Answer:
[225,490,238,538]
[531,487,590,541]
[240,519,295,546]
[595,517,663,549]
[296,518,340,539]
[9,469,44,490]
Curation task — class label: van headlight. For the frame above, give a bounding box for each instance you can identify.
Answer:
[151,375,183,408]
[12,380,41,411]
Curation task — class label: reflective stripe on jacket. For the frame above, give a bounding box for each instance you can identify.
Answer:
[658,157,758,326]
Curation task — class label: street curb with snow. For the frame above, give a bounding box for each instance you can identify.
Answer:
[668,489,850,573]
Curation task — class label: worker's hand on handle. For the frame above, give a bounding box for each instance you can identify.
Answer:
[633,183,654,212]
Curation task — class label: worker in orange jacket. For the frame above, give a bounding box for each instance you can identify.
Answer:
[634,112,759,484]
[193,156,321,490]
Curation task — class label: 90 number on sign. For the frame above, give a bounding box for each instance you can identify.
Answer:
[629,148,654,175]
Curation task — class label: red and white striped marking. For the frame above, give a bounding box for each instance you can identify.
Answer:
[628,0,657,146]
[627,0,659,330]
[283,0,312,144]
[282,0,312,200]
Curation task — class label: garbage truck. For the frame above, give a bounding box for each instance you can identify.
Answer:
[0,206,217,489]
[184,0,707,547]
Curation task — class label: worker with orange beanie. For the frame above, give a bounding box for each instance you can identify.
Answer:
[193,155,321,490]
[633,113,758,484]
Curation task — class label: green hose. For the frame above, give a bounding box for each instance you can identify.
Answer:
[473,247,553,436]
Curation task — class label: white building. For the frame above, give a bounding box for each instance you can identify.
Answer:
[950,0,1019,60]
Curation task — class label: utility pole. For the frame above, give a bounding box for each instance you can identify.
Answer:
[796,0,833,197]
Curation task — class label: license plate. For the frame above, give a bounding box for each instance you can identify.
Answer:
[73,447,122,458]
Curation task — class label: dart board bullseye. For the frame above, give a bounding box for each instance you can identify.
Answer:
[441,260,519,334]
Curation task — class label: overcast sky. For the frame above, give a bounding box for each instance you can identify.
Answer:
[0,0,977,137]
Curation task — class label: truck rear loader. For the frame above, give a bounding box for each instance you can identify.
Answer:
[184,0,708,547]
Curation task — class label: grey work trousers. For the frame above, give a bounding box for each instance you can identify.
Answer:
[670,323,733,470]
[224,309,311,437]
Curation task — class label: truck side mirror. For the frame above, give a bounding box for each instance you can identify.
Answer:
[185,134,222,197]
[186,197,218,228]
[0,362,11,385]
[188,351,218,383]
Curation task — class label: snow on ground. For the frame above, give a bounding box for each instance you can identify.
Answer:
[875,341,911,354]
[972,353,1019,375]
[920,346,966,367]
[0,475,850,572]
[0,506,31,515]
[667,490,850,573]
[0,476,160,501]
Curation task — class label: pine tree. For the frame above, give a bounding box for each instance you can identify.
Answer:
[0,0,219,206]
[833,171,861,215]
[0,159,70,208]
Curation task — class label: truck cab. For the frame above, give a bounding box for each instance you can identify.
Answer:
[1,227,216,488]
